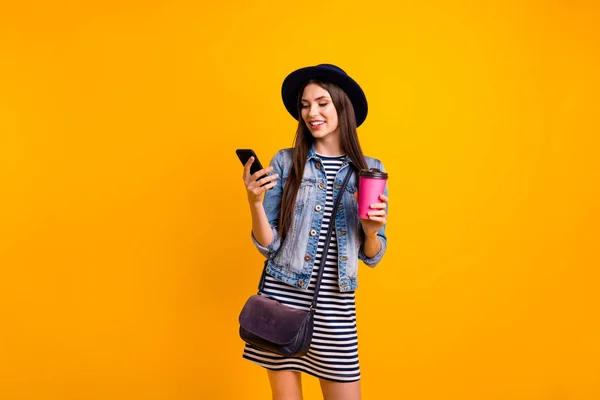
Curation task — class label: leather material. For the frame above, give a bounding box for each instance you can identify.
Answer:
[239,295,309,345]
[239,295,314,357]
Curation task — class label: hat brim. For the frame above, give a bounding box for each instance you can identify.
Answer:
[281,65,368,127]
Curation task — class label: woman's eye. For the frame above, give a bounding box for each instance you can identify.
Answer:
[301,103,327,109]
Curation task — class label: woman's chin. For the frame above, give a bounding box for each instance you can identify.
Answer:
[311,130,331,139]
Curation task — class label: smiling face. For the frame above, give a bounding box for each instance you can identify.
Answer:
[300,83,340,141]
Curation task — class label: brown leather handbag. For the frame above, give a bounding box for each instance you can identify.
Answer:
[239,167,354,357]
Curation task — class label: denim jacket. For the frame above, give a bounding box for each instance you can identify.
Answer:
[251,145,388,292]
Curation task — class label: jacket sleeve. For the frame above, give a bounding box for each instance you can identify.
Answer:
[358,159,388,267]
[250,150,284,258]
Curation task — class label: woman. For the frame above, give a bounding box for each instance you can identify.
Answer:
[241,64,388,400]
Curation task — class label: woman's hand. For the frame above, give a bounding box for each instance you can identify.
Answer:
[354,193,388,237]
[243,156,279,205]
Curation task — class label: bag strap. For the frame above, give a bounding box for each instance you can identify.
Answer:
[258,164,356,312]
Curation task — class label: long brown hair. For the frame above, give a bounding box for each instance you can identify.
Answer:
[278,79,369,242]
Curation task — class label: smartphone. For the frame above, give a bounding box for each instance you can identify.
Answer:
[236,149,269,187]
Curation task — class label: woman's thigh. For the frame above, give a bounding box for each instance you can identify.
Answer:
[319,378,361,400]
[267,369,303,400]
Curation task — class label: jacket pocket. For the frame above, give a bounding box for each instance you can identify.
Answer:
[295,180,314,209]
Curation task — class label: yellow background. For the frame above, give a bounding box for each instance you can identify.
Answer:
[1,1,599,399]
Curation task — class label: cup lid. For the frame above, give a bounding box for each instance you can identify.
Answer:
[359,168,388,179]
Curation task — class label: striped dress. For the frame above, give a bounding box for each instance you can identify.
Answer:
[243,154,360,382]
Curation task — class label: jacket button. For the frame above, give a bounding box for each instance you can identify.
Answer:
[341,283,347,288]
[338,231,347,235]
[315,205,322,211]
[304,255,311,261]
[316,162,321,169]
[310,230,317,236]
[318,183,325,190]
[298,280,304,286]
[339,256,348,261]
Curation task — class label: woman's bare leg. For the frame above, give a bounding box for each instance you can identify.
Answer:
[319,378,361,400]
[267,369,303,400]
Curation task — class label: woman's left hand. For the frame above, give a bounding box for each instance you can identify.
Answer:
[354,193,388,237]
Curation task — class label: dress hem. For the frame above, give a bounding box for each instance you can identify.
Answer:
[243,354,361,383]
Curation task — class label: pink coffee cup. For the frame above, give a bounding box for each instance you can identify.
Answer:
[357,168,388,219]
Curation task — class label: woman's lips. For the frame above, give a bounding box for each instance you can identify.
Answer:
[309,121,325,130]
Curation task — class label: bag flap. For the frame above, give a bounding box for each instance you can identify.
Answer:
[239,295,309,345]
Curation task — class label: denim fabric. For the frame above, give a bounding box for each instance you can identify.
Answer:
[251,145,388,292]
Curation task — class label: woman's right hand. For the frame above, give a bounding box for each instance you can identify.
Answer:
[243,156,279,205]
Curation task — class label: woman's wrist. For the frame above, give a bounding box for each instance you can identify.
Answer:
[248,198,264,208]
[364,231,378,240]
[363,233,381,258]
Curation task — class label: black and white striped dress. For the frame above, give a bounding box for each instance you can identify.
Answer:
[243,154,360,382]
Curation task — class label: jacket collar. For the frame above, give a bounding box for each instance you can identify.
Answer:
[307,143,353,165]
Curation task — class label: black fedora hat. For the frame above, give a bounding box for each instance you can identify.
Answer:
[281,64,368,127]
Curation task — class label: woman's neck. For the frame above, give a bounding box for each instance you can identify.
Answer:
[314,136,343,157]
